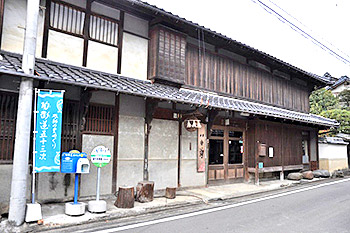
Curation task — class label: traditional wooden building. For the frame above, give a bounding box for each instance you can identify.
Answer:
[0,0,337,211]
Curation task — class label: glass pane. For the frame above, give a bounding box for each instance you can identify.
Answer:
[211,129,224,137]
[228,140,243,164]
[209,139,224,164]
[229,131,243,138]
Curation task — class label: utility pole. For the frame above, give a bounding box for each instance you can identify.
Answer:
[8,0,40,226]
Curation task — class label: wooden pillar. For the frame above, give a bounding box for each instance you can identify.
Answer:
[112,94,120,193]
[143,99,157,181]
[255,140,259,186]
[177,118,182,187]
[117,11,125,74]
[0,0,5,48]
[244,121,249,182]
[41,0,51,58]
[315,129,320,170]
[82,0,92,67]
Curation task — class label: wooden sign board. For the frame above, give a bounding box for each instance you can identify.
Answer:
[258,143,267,157]
[197,124,206,172]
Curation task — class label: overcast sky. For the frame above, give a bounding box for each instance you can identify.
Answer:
[144,0,350,78]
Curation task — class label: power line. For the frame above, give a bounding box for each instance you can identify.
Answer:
[250,0,350,65]
[267,0,350,60]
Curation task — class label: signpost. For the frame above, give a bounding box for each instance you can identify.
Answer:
[88,146,111,213]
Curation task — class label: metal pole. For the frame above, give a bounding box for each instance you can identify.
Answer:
[8,0,40,226]
[31,88,38,204]
[74,173,79,204]
[96,167,101,201]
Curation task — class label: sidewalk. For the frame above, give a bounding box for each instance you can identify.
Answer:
[1,178,327,232]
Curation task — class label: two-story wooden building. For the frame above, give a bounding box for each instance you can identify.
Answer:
[0,0,337,211]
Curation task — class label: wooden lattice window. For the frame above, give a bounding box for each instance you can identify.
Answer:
[50,1,85,36]
[61,100,80,152]
[84,104,114,134]
[89,14,119,46]
[0,92,18,163]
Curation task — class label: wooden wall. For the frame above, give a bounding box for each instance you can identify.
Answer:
[247,120,304,168]
[148,25,186,85]
[186,45,310,112]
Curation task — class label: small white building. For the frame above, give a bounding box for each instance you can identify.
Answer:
[319,137,349,172]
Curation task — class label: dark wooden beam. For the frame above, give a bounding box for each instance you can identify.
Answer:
[0,0,5,49]
[82,0,92,66]
[41,0,51,58]
[117,11,124,74]
[112,94,120,193]
[143,99,158,181]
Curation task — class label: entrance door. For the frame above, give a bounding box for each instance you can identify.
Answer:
[208,126,245,182]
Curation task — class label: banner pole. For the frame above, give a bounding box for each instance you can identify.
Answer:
[31,88,38,204]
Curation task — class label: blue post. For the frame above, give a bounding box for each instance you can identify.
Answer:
[74,173,79,204]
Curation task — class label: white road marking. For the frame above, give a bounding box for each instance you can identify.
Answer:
[92,178,350,233]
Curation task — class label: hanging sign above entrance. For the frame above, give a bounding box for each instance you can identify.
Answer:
[184,117,202,132]
[91,146,111,168]
[34,89,64,173]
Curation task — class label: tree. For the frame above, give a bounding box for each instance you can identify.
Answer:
[320,109,350,135]
[309,88,339,115]
[338,89,350,109]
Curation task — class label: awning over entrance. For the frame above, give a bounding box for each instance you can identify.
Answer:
[0,51,338,127]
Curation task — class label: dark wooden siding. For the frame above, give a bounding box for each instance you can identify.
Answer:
[148,25,186,85]
[0,92,18,163]
[61,100,80,153]
[186,45,310,112]
[247,120,303,168]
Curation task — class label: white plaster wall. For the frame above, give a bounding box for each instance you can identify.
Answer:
[92,2,120,20]
[47,30,84,66]
[332,84,349,96]
[80,135,114,197]
[124,13,148,38]
[180,124,206,187]
[121,33,148,81]
[148,119,178,190]
[87,41,119,74]
[1,0,45,56]
[319,143,348,159]
[116,94,145,188]
[117,115,144,188]
[119,94,145,117]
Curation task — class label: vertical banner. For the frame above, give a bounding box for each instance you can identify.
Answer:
[34,90,64,173]
[197,124,206,172]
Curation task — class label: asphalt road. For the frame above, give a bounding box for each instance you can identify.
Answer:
[44,179,350,233]
[92,179,350,233]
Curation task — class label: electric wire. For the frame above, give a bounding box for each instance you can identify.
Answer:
[250,0,350,65]
[267,0,350,60]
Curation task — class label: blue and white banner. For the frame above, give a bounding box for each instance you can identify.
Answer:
[34,90,64,173]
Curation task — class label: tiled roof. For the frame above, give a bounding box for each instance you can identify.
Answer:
[124,0,331,84]
[0,51,338,127]
[326,76,350,90]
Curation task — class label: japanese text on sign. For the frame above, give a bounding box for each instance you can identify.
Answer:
[34,90,64,173]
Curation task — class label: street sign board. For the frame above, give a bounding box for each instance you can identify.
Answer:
[91,146,111,168]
